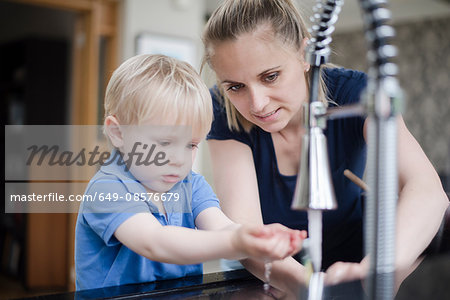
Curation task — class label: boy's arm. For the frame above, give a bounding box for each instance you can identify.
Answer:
[114,212,303,265]
[194,206,235,230]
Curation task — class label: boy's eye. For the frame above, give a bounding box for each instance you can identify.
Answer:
[187,143,198,150]
[264,72,279,82]
[226,83,244,92]
[158,141,170,146]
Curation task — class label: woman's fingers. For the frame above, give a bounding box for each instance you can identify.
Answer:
[325,261,366,285]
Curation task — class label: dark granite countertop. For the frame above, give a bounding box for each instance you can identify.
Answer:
[15,253,450,300]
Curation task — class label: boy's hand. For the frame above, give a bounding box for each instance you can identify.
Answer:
[232,223,307,261]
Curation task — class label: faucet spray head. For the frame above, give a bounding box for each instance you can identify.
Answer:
[291,102,337,211]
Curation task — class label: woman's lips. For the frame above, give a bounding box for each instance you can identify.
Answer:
[253,108,280,122]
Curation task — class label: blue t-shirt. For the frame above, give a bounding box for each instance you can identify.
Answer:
[207,68,367,270]
[75,153,221,290]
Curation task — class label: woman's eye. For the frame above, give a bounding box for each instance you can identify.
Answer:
[227,83,244,92]
[158,141,170,146]
[187,143,198,150]
[265,72,279,82]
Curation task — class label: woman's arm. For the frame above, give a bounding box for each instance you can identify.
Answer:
[326,117,449,284]
[393,117,448,268]
[207,139,263,224]
[208,139,309,293]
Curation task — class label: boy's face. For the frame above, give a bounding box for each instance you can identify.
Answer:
[119,123,202,193]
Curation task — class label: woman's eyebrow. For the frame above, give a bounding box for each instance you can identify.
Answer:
[220,66,281,85]
[220,79,239,85]
[258,66,281,77]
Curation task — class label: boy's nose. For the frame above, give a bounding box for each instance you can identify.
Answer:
[167,148,187,167]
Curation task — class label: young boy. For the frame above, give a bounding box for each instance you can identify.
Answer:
[75,54,306,290]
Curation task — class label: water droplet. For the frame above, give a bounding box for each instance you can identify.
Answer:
[264,261,273,292]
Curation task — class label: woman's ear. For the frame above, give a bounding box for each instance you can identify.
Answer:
[104,116,124,148]
[301,37,311,72]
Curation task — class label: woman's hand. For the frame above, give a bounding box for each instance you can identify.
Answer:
[232,223,307,261]
[325,256,370,286]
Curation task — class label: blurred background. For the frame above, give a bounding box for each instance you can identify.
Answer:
[1,0,449,298]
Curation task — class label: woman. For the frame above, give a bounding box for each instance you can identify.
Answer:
[202,0,448,295]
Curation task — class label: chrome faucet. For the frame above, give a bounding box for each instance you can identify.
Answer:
[359,1,403,299]
[291,0,402,299]
[291,1,343,299]
[291,0,343,211]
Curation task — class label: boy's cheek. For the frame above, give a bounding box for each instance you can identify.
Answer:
[191,149,198,163]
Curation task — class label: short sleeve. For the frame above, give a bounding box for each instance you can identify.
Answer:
[190,172,221,220]
[80,175,150,246]
[324,68,368,148]
[207,87,253,147]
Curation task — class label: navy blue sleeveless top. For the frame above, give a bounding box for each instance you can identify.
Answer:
[207,68,367,270]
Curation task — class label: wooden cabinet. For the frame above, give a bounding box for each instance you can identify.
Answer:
[1,0,119,292]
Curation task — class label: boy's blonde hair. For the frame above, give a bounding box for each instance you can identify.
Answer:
[104,54,212,137]
[202,0,329,132]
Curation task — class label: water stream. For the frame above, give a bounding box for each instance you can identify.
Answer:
[262,210,322,294]
[308,210,323,272]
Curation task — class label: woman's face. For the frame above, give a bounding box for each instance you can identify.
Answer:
[210,31,310,133]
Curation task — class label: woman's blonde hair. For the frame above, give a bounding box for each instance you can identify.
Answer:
[104,54,212,138]
[201,0,328,132]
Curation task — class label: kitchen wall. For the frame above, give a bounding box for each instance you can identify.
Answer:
[331,16,450,176]
[120,0,206,68]
[120,0,450,184]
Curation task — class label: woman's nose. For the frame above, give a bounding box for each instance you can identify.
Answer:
[248,86,269,113]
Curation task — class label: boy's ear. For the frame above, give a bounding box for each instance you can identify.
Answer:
[104,116,124,148]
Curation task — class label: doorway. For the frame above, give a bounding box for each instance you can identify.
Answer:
[0,0,119,296]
